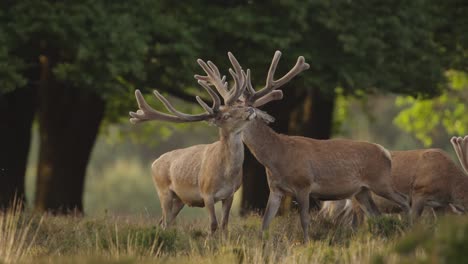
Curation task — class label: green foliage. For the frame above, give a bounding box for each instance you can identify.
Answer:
[166,1,447,98]
[4,0,178,95]
[394,216,468,263]
[367,216,406,238]
[1,0,199,119]
[0,9,26,94]
[332,87,350,135]
[394,70,468,146]
[305,0,444,96]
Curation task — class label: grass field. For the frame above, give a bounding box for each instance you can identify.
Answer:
[3,203,468,264]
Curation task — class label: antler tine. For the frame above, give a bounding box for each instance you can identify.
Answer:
[130,90,190,124]
[451,137,464,166]
[451,136,468,175]
[129,90,214,124]
[462,136,468,173]
[153,90,217,121]
[225,52,247,105]
[197,80,221,112]
[194,59,229,101]
[244,69,256,96]
[251,51,310,102]
[252,90,284,108]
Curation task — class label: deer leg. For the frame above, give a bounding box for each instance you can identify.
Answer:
[354,188,381,217]
[371,183,410,215]
[410,195,426,221]
[296,191,310,243]
[166,195,184,226]
[221,196,234,230]
[158,190,174,229]
[262,191,283,232]
[203,196,218,233]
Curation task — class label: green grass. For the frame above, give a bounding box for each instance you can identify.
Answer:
[5,208,464,264]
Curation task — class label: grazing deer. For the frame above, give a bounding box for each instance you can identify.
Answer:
[321,136,468,224]
[198,51,410,242]
[129,53,274,233]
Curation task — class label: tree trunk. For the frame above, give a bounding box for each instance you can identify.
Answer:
[0,87,37,209]
[300,88,336,140]
[35,57,105,214]
[240,85,336,214]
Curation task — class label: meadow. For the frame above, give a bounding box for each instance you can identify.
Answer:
[10,96,462,264]
[3,203,468,264]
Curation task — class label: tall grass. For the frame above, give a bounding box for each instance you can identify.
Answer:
[1,207,467,263]
[12,213,406,263]
[0,201,42,263]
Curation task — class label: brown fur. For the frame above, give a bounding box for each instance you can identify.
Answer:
[321,144,468,225]
[222,50,408,242]
[242,120,410,242]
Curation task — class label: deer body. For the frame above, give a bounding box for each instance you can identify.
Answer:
[152,130,245,208]
[321,138,468,224]
[242,119,409,241]
[130,52,276,232]
[243,121,395,199]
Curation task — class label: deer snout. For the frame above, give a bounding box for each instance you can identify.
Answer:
[246,107,256,120]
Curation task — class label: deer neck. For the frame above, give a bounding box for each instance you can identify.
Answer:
[219,128,244,168]
[242,119,282,167]
[451,174,468,210]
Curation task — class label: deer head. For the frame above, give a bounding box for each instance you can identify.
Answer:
[129,52,258,134]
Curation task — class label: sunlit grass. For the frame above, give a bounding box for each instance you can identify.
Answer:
[0,210,432,264]
[0,201,42,263]
[5,205,468,264]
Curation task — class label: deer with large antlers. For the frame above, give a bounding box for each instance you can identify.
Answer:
[321,136,468,225]
[129,53,275,233]
[198,51,410,242]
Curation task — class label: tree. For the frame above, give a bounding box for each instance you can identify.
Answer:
[1,0,202,213]
[394,0,468,146]
[0,6,33,209]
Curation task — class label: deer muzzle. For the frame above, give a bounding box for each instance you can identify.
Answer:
[246,107,256,120]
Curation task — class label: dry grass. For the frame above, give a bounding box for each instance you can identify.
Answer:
[0,201,42,263]
[2,206,468,264]
[0,209,414,264]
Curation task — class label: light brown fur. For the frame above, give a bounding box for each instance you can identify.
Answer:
[242,120,410,241]
[151,108,255,232]
[132,52,278,233]
[321,139,468,225]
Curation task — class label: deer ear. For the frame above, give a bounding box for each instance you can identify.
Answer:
[255,109,275,123]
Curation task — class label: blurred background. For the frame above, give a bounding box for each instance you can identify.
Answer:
[0,0,466,218]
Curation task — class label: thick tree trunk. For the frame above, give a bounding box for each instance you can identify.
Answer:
[240,85,336,214]
[0,87,37,209]
[35,59,105,214]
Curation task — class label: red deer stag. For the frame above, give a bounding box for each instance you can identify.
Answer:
[129,53,274,233]
[198,51,410,242]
